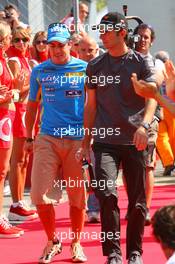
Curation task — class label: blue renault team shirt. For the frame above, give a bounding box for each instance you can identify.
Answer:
[29,57,87,139]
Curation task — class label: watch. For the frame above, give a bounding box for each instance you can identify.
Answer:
[140,122,150,130]
[26,137,34,143]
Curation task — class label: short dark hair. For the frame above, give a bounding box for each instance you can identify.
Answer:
[4,3,19,14]
[133,23,155,42]
[152,205,175,250]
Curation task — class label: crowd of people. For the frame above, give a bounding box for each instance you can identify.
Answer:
[0,2,175,264]
[0,3,49,235]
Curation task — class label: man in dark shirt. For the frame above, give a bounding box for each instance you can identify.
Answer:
[80,12,157,264]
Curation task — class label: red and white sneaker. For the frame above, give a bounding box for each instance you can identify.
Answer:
[11,225,24,235]
[0,216,21,238]
[2,216,24,235]
[8,200,38,221]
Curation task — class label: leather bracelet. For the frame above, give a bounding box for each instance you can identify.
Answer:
[26,137,34,143]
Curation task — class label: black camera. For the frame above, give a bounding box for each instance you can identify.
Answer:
[126,27,141,49]
[123,5,144,49]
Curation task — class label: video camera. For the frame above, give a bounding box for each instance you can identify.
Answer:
[123,5,144,49]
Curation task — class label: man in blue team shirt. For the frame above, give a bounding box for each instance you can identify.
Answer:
[25,23,87,263]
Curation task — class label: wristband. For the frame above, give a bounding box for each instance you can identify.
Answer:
[140,122,150,130]
[13,92,20,102]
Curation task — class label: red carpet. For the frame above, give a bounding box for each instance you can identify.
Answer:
[0,185,174,264]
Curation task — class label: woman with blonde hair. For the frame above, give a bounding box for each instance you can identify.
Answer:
[29,31,49,68]
[8,26,38,222]
[0,21,24,237]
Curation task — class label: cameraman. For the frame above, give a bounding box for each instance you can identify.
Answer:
[4,3,30,30]
[128,23,164,225]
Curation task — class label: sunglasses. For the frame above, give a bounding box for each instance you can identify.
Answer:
[35,40,47,45]
[13,37,29,43]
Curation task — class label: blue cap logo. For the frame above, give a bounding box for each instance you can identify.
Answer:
[47,23,71,44]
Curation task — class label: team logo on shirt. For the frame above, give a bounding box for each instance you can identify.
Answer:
[65,90,82,97]
[70,80,78,85]
[65,72,85,77]
[45,87,55,92]
[0,118,11,142]
[41,75,63,84]
[69,79,80,88]
[41,75,53,83]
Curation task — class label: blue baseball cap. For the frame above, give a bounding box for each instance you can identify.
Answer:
[47,23,71,44]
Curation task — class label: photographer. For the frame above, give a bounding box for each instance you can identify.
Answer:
[4,3,30,30]
[126,23,164,225]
